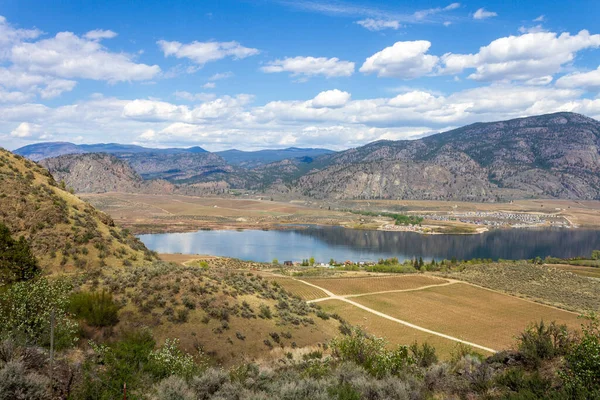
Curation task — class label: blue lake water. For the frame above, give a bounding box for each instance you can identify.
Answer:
[138,226,600,263]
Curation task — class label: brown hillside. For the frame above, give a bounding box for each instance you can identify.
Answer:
[0,148,156,272]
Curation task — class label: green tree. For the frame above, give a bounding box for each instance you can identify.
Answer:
[591,250,600,260]
[272,258,279,265]
[309,257,315,266]
[0,223,39,285]
[418,257,424,269]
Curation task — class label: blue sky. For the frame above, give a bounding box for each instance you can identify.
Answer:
[1,0,600,151]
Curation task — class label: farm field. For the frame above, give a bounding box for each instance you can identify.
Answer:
[267,277,328,301]
[353,283,581,351]
[318,300,473,359]
[302,275,449,296]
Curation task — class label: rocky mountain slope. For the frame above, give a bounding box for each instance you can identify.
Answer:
[293,112,600,201]
[0,148,156,271]
[217,147,334,168]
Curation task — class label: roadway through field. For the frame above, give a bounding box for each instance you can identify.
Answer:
[296,278,497,354]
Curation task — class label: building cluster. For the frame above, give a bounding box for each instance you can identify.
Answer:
[419,211,569,228]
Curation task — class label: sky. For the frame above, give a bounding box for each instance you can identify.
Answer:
[1,0,600,151]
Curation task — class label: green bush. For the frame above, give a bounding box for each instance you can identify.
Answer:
[69,290,120,327]
[330,327,414,378]
[0,222,39,285]
[0,278,77,349]
[517,321,570,366]
[562,314,600,398]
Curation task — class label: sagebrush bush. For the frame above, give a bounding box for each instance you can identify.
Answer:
[153,375,195,400]
[517,320,571,366]
[0,361,49,400]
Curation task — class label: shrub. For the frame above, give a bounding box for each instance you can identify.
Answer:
[517,320,571,366]
[68,290,120,327]
[0,223,40,285]
[189,368,229,400]
[330,327,414,378]
[0,361,49,400]
[153,375,195,400]
[410,342,438,368]
[259,304,272,319]
[148,338,204,380]
[0,278,77,349]
[562,314,600,398]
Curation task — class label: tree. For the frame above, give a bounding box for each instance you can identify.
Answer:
[591,250,600,260]
[329,258,335,266]
[309,257,315,266]
[418,257,424,269]
[272,258,279,265]
[0,223,39,285]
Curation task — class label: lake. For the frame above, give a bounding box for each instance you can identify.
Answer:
[138,226,600,263]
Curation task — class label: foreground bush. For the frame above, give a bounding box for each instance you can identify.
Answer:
[69,290,120,327]
[330,327,415,378]
[0,278,77,348]
[0,222,39,285]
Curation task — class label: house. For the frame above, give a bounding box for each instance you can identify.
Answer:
[283,261,293,266]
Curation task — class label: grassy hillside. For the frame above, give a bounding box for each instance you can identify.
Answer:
[0,148,156,272]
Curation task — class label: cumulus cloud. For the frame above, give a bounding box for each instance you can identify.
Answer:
[360,41,438,79]
[4,84,600,151]
[440,30,600,82]
[556,66,600,90]
[11,31,160,83]
[473,8,497,20]
[356,19,401,31]
[84,29,117,40]
[10,122,39,137]
[203,82,216,89]
[311,89,351,108]
[157,40,259,65]
[261,56,355,78]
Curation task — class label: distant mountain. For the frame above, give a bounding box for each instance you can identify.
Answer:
[216,147,335,168]
[291,112,600,201]
[14,142,207,161]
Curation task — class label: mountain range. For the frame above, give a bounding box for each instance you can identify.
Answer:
[15,112,600,201]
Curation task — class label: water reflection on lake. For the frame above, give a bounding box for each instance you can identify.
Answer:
[138,226,600,263]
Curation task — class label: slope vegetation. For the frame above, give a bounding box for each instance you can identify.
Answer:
[0,148,156,271]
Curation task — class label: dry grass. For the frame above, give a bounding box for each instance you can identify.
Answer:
[548,264,600,279]
[302,275,449,296]
[265,277,328,300]
[353,283,581,351]
[445,262,600,312]
[318,300,472,359]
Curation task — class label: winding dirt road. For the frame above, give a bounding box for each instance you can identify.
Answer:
[296,278,497,354]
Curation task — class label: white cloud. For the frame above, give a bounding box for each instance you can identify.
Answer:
[4,84,600,151]
[556,66,600,90]
[157,40,259,65]
[203,82,216,89]
[440,30,600,82]
[473,8,497,20]
[208,71,234,81]
[10,122,39,137]
[84,29,117,40]
[414,3,460,20]
[360,41,438,79]
[533,15,545,22]
[356,19,401,31]
[518,25,545,34]
[0,16,42,59]
[311,89,351,108]
[174,91,217,102]
[261,56,355,78]
[11,31,160,83]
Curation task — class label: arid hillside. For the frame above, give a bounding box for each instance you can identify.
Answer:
[0,148,156,271]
